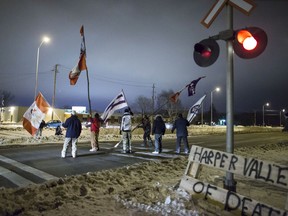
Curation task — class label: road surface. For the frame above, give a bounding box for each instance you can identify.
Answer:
[0,132,286,188]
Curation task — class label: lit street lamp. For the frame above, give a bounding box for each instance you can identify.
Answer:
[34,36,50,99]
[262,102,269,126]
[210,87,220,125]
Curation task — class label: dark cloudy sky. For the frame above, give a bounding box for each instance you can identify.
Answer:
[0,0,287,114]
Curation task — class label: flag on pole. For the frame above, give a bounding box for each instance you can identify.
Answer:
[69,25,87,85]
[101,91,128,123]
[23,92,50,136]
[170,76,206,103]
[187,94,206,123]
[170,92,181,103]
[187,76,206,96]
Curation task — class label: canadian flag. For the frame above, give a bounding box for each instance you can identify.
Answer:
[23,92,50,136]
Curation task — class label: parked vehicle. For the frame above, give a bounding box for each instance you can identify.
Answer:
[45,120,62,128]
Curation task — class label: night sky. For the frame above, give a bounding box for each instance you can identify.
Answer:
[0,0,287,114]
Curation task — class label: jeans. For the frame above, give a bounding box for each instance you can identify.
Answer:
[143,131,152,146]
[61,137,78,158]
[154,134,162,153]
[176,136,189,153]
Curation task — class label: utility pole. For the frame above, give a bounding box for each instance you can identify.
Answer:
[152,83,155,120]
[51,64,59,120]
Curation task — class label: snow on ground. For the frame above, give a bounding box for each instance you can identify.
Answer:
[0,124,287,215]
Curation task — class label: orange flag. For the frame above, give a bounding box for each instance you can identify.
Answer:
[170,92,180,103]
[69,25,87,85]
[23,92,50,136]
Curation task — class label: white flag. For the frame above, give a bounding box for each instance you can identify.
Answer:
[23,92,50,136]
[187,95,206,123]
[101,91,128,123]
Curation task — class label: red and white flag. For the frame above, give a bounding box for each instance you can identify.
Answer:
[23,92,50,136]
[69,25,87,85]
[101,91,128,123]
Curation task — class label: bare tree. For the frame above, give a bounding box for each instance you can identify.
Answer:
[133,95,153,114]
[156,89,183,119]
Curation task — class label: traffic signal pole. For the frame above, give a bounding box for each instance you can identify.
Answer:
[224,4,236,192]
[195,0,265,192]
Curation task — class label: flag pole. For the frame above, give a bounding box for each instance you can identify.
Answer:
[82,26,92,115]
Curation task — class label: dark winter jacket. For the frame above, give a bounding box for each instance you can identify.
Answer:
[152,115,166,135]
[62,115,82,138]
[172,116,189,137]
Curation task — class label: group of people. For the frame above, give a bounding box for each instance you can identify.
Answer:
[60,107,191,158]
[60,111,103,158]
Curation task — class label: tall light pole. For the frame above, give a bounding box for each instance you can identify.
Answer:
[262,102,269,126]
[280,109,285,126]
[210,87,220,125]
[34,36,50,100]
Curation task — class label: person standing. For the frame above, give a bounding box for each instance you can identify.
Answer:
[120,107,133,153]
[89,113,103,152]
[171,113,190,154]
[151,115,166,154]
[36,120,46,138]
[61,110,82,158]
[139,115,153,147]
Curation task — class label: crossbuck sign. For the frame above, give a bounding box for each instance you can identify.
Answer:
[201,0,256,28]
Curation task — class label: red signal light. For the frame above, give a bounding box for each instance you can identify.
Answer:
[236,30,257,50]
[233,27,267,59]
[194,38,219,67]
[201,49,212,58]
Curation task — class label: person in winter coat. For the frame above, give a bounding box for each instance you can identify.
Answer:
[88,113,103,152]
[151,115,166,154]
[139,115,153,147]
[61,110,82,158]
[36,120,46,138]
[55,125,63,135]
[120,107,133,153]
[171,113,190,154]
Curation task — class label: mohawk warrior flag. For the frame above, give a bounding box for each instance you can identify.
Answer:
[23,92,50,136]
[101,91,128,123]
[187,76,206,96]
[69,25,87,85]
[187,94,206,123]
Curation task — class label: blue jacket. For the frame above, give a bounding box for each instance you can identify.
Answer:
[152,115,166,135]
[62,115,82,138]
[172,116,189,137]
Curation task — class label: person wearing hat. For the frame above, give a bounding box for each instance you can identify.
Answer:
[120,107,133,153]
[171,113,190,154]
[61,110,82,158]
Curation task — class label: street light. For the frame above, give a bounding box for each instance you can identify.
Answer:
[262,102,269,126]
[34,36,50,100]
[280,109,285,126]
[210,87,220,125]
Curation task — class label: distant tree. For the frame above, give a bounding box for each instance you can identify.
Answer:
[133,95,153,114]
[0,90,15,106]
[156,89,183,119]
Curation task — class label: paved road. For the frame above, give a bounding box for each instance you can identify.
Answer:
[0,132,287,188]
